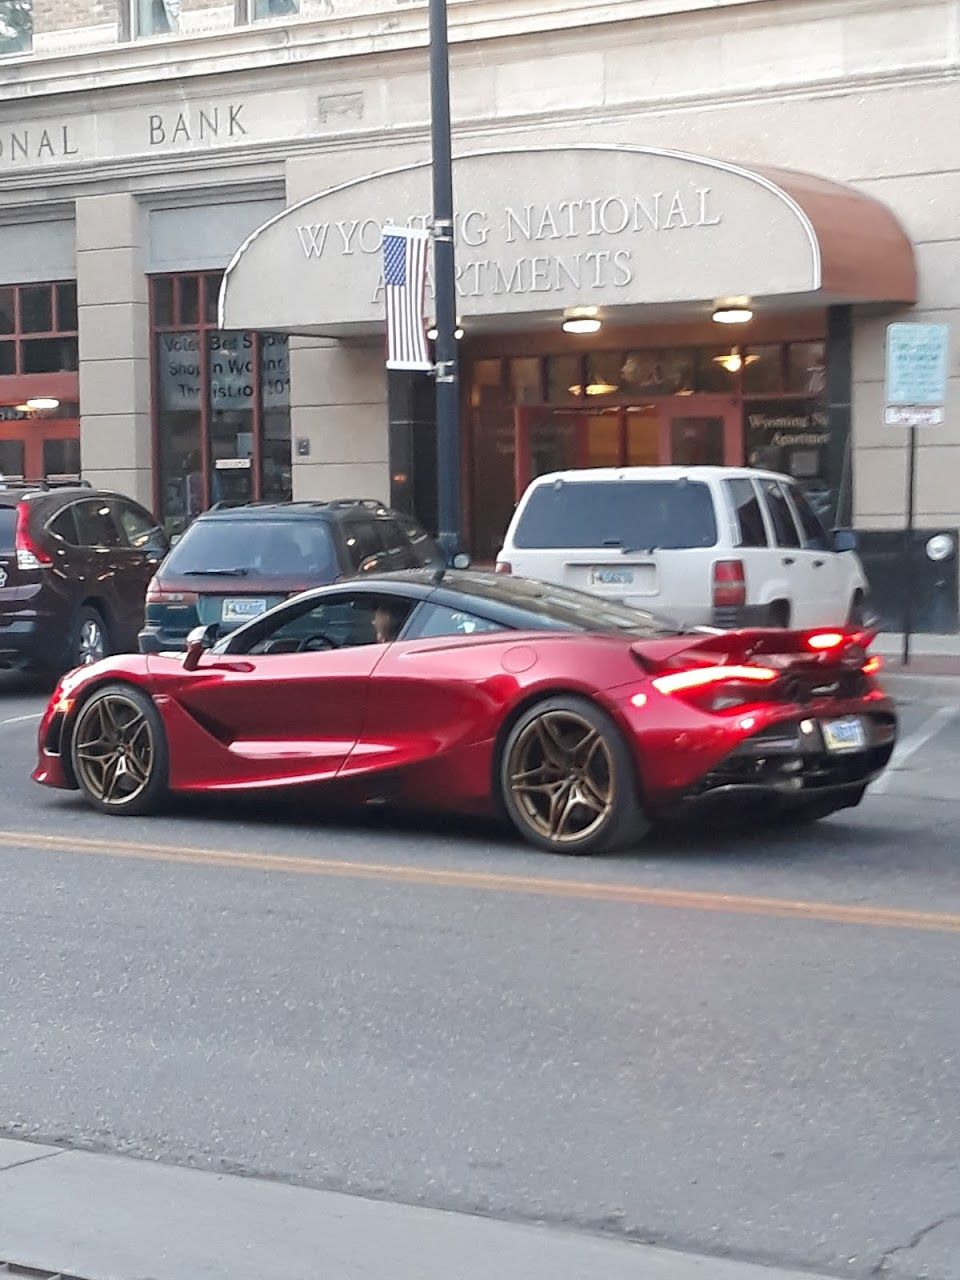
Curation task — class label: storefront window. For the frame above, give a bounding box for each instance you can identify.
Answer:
[151,273,292,535]
[787,341,826,394]
[742,344,783,394]
[135,0,177,36]
[0,0,32,53]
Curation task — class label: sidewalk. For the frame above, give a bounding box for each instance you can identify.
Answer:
[0,1137,837,1280]
[874,634,960,692]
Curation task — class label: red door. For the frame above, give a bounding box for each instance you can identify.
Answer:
[0,416,80,482]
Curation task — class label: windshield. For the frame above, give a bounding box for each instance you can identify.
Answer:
[0,506,15,554]
[164,518,338,580]
[514,479,718,550]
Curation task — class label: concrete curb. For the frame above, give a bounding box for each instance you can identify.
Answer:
[0,1137,839,1280]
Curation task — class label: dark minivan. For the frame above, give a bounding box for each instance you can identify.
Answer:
[138,499,444,653]
[0,483,168,676]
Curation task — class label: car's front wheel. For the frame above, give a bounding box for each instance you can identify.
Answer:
[70,683,168,816]
[499,696,648,854]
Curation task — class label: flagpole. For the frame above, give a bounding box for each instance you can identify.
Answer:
[428,0,461,563]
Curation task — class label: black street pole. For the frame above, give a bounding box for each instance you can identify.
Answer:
[428,0,460,563]
[902,425,917,667]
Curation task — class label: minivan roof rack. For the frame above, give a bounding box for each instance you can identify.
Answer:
[0,478,91,492]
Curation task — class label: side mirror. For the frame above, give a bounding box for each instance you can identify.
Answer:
[183,623,219,671]
[452,552,471,570]
[833,529,858,553]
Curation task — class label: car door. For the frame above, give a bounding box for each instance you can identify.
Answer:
[110,499,169,647]
[782,482,846,625]
[172,590,415,778]
[71,497,129,639]
[755,477,811,626]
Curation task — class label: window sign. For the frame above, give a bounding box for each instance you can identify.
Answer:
[158,331,289,411]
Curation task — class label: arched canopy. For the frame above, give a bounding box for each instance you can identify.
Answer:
[219,146,916,337]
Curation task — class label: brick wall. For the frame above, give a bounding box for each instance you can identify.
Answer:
[33,0,112,34]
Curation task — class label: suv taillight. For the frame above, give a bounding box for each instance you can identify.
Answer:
[145,577,198,606]
[495,561,512,575]
[15,503,52,570]
[713,559,746,609]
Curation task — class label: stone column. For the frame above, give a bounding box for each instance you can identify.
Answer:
[76,193,153,509]
[289,338,390,503]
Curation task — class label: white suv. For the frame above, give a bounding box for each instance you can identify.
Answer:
[496,466,868,629]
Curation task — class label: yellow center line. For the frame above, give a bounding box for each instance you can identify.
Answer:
[0,827,956,934]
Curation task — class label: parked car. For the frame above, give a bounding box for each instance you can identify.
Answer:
[0,481,168,677]
[138,499,443,653]
[35,570,896,853]
[496,466,869,629]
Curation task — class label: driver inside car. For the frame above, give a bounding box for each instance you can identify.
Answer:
[373,603,403,644]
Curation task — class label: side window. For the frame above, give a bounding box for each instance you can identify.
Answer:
[344,520,386,572]
[399,516,442,567]
[48,506,79,545]
[405,603,505,640]
[787,486,831,551]
[115,501,168,554]
[74,499,123,548]
[238,594,414,655]
[759,480,801,549]
[376,518,415,568]
[725,478,768,548]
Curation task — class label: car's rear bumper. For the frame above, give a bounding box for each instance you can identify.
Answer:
[0,615,67,671]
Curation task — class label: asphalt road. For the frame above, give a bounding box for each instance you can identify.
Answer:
[0,672,958,1279]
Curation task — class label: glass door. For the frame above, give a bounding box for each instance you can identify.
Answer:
[662,398,740,466]
[0,416,80,482]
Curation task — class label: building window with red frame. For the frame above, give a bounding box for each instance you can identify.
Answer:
[151,272,291,535]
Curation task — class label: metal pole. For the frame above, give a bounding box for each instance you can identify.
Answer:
[902,425,917,666]
[428,0,460,563]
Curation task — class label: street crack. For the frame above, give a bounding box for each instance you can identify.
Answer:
[871,1210,960,1276]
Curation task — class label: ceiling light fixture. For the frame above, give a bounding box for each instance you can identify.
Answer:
[25,397,59,411]
[562,306,601,335]
[712,303,754,325]
[713,346,759,374]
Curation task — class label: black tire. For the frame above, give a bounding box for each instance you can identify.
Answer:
[71,605,110,669]
[847,593,866,626]
[499,695,649,855]
[767,601,791,629]
[69,682,168,816]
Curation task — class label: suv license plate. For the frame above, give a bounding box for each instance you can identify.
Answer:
[591,567,634,586]
[221,597,268,623]
[822,716,867,754]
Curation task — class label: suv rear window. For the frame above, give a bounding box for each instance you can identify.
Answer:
[0,506,15,553]
[513,480,717,550]
[164,518,338,580]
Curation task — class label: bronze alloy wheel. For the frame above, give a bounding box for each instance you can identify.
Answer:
[506,707,616,846]
[73,690,156,809]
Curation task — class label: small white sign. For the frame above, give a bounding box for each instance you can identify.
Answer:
[884,405,944,427]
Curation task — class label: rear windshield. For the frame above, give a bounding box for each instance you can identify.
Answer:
[164,518,338,580]
[0,506,15,554]
[513,479,717,551]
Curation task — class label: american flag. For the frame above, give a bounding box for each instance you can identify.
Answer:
[382,226,432,371]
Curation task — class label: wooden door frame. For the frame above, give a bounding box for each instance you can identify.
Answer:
[658,395,741,465]
[0,416,80,481]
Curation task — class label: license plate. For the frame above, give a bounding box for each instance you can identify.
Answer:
[221,597,268,623]
[822,716,867,754]
[591,567,635,586]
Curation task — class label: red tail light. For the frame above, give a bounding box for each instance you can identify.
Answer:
[652,664,779,696]
[713,559,745,608]
[806,631,845,651]
[14,502,52,570]
[145,577,198,606]
[862,654,884,677]
[495,561,513,575]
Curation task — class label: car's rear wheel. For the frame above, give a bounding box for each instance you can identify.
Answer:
[499,696,648,855]
[72,605,110,668]
[70,683,168,816]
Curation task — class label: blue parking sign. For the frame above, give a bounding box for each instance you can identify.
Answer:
[885,323,949,407]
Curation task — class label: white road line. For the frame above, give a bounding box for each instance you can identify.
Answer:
[873,705,960,794]
[0,712,40,727]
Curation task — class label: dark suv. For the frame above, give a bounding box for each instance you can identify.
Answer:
[138,499,444,653]
[0,482,169,676]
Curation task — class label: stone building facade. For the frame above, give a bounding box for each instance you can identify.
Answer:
[1,0,959,627]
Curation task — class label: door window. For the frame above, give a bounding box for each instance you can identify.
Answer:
[113,501,168,554]
[344,520,387,572]
[725,478,768,548]
[759,480,801,549]
[786,485,831,551]
[236,594,415,655]
[398,516,442,567]
[48,507,80,545]
[669,417,725,466]
[405,603,504,640]
[74,500,123,548]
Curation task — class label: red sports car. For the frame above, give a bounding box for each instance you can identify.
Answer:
[33,571,896,855]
